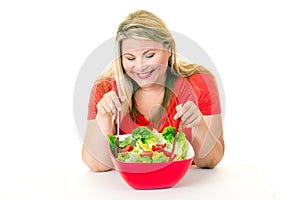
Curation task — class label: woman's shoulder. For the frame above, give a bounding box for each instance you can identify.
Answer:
[175,72,221,115]
[176,72,215,88]
[188,72,215,83]
[92,77,115,95]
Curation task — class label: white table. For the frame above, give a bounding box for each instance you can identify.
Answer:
[3,164,279,200]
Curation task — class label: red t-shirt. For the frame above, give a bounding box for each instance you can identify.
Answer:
[87,73,221,142]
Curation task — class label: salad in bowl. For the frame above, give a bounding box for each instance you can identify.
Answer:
[108,125,189,163]
[107,125,194,190]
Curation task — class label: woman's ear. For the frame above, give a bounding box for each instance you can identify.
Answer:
[163,41,171,57]
[167,46,172,58]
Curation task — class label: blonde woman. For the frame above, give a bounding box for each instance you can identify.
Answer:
[82,10,224,172]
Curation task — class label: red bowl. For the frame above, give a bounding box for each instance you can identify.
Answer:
[110,135,195,190]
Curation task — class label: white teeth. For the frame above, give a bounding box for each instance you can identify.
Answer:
[137,71,151,78]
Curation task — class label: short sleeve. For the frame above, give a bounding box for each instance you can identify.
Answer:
[87,78,114,120]
[188,73,221,115]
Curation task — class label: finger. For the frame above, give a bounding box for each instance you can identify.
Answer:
[180,103,193,123]
[102,100,114,115]
[185,117,201,128]
[97,102,111,116]
[103,92,121,114]
[120,96,126,103]
[99,95,115,115]
[181,110,194,125]
[180,102,201,127]
[184,109,201,127]
[176,104,182,111]
[96,100,106,114]
[97,104,107,115]
[185,112,199,124]
[111,93,122,111]
[174,104,183,120]
[181,102,193,122]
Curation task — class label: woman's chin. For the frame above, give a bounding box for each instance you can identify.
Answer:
[138,81,155,89]
[136,78,166,89]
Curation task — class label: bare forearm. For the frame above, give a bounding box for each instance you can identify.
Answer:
[191,118,224,169]
[82,120,114,172]
[82,146,112,172]
[96,115,114,136]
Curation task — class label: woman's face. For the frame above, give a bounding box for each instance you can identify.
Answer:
[121,38,171,89]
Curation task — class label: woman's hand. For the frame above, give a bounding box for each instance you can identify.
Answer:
[96,91,125,135]
[174,101,202,128]
[96,91,124,116]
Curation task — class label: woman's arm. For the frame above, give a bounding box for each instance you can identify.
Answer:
[82,89,124,172]
[174,102,224,169]
[82,120,114,172]
[191,114,224,169]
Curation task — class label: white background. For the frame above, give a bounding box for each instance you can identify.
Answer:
[1,0,299,199]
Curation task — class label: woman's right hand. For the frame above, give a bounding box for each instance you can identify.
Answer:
[95,91,125,135]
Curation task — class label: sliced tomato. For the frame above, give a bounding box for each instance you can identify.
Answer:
[151,144,166,152]
[163,149,176,158]
[117,151,128,158]
[121,144,133,152]
[152,145,162,152]
[140,151,153,157]
[160,143,167,148]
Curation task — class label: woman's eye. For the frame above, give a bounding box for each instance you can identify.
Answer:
[127,57,135,61]
[145,54,155,58]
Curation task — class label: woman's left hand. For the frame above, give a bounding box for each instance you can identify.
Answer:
[174,101,202,128]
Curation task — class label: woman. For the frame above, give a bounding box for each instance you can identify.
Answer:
[82,10,224,172]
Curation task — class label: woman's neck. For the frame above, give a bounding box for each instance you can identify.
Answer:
[134,84,166,122]
[137,84,165,94]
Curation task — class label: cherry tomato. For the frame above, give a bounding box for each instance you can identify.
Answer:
[121,144,133,152]
[152,144,166,152]
[152,145,162,151]
[117,151,128,158]
[140,151,153,157]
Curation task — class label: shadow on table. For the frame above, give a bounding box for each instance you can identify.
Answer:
[174,165,220,188]
[77,164,279,200]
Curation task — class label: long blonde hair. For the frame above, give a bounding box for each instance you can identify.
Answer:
[99,10,210,118]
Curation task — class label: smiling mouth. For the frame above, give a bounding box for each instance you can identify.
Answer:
[135,70,155,79]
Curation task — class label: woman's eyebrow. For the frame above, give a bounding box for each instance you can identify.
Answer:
[123,52,135,56]
[123,49,157,56]
[142,49,156,55]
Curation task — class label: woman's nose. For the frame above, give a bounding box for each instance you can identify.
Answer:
[134,57,145,69]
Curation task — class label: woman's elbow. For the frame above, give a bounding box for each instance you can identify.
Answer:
[194,151,224,169]
[82,147,112,172]
[84,159,112,172]
[194,158,220,169]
